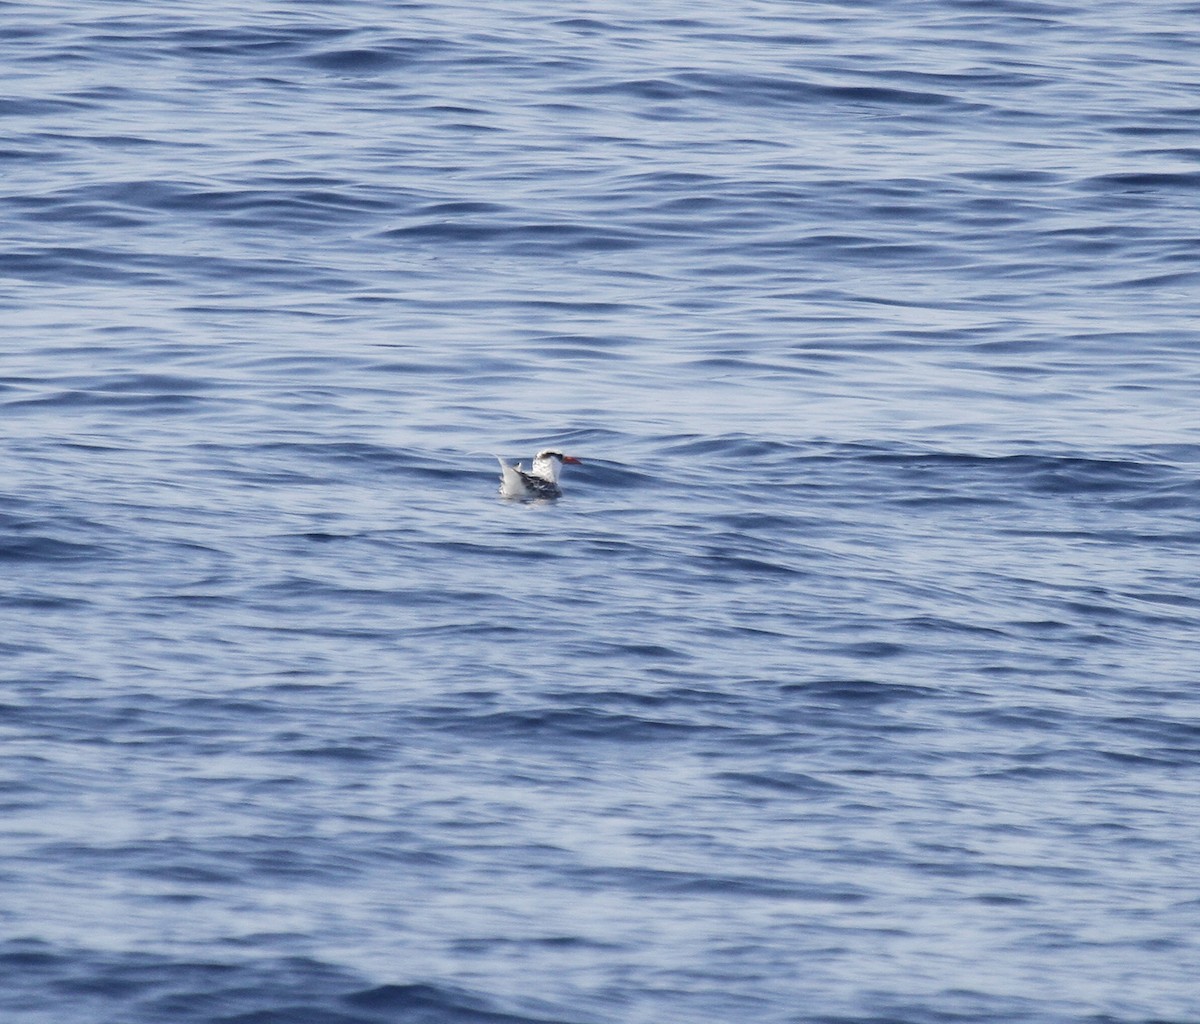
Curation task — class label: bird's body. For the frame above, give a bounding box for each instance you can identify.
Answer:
[497,450,582,499]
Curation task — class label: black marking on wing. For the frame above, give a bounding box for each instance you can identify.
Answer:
[517,468,562,498]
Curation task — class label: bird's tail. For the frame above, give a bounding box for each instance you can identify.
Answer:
[495,456,526,498]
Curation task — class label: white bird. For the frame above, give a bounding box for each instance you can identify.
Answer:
[497,449,582,499]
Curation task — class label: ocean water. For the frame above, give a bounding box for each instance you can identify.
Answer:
[2,2,1199,1022]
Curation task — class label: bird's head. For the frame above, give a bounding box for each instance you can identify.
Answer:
[532,450,582,481]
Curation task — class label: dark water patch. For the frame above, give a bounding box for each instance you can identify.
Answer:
[569,76,699,103]
[10,179,398,238]
[779,677,939,714]
[196,440,430,489]
[0,507,118,565]
[165,23,354,58]
[570,639,691,661]
[0,146,57,163]
[0,97,94,117]
[0,533,108,564]
[832,640,909,660]
[571,864,869,903]
[434,538,565,564]
[419,200,511,217]
[1112,269,1200,290]
[448,707,714,743]
[714,770,843,796]
[451,934,615,955]
[901,615,1010,639]
[4,373,213,414]
[1080,171,1200,192]
[680,71,972,112]
[15,200,147,229]
[302,44,431,74]
[699,549,809,580]
[657,432,794,461]
[1133,146,1200,163]
[1102,714,1200,749]
[0,245,343,290]
[284,742,386,764]
[833,448,1179,498]
[381,219,649,254]
[0,246,166,285]
[1123,588,1200,612]
[956,168,1065,185]
[345,983,574,1024]
[0,943,560,1024]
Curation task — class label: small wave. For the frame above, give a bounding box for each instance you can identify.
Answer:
[0,942,572,1024]
[446,706,713,742]
[347,983,575,1023]
[569,864,869,902]
[714,769,843,795]
[381,219,649,255]
[779,678,939,705]
[0,531,109,563]
[0,507,116,565]
[1080,170,1200,192]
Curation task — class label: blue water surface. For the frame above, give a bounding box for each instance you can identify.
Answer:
[2,2,1199,1022]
